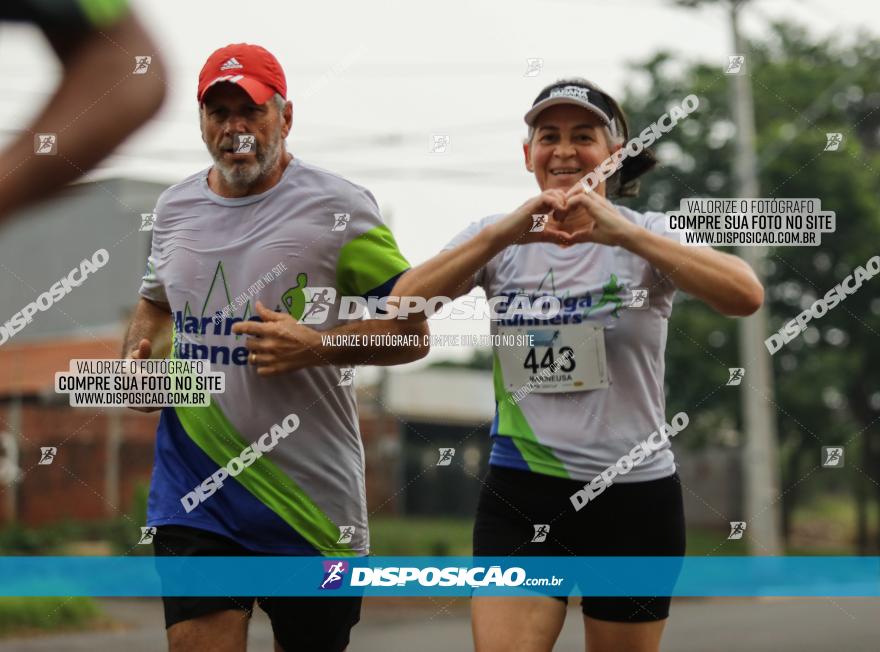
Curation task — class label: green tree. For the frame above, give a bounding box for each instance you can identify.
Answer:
[618,22,880,550]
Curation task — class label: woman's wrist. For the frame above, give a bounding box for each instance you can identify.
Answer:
[484,219,519,254]
[615,220,645,251]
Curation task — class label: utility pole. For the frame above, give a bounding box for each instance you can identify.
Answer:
[728,0,784,555]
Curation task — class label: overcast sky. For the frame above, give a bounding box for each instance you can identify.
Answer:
[0,0,875,367]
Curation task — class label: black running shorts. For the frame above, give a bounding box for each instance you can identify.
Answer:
[473,465,686,622]
[152,525,361,652]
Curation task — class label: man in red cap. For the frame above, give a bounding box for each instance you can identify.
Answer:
[196,43,292,196]
[121,42,428,652]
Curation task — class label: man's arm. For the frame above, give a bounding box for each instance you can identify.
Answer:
[231,301,429,376]
[120,297,172,411]
[0,11,166,221]
[121,297,173,360]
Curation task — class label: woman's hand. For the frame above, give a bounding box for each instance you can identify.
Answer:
[561,184,638,247]
[491,189,576,247]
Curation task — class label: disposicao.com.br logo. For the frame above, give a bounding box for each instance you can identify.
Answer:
[320,560,349,590]
[320,562,562,590]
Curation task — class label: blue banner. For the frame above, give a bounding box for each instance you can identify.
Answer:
[0,556,878,597]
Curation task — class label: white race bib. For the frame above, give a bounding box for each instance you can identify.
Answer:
[496,322,609,394]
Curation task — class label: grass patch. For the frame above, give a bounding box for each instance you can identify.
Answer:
[0,597,101,638]
[686,527,749,555]
[0,519,151,556]
[370,517,473,555]
[786,492,876,554]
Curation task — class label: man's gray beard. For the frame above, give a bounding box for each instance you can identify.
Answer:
[212,135,283,192]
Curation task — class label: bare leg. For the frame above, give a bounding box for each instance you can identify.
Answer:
[472,596,567,652]
[167,608,250,652]
[583,614,667,652]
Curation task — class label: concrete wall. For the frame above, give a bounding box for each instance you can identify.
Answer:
[0,178,166,341]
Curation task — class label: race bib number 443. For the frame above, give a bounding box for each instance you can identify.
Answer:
[496,323,609,394]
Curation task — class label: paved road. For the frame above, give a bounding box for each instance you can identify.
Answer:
[1,597,878,651]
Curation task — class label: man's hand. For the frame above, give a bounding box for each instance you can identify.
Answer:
[127,338,152,361]
[125,338,161,413]
[231,301,324,376]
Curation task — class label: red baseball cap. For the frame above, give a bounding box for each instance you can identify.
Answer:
[198,43,287,105]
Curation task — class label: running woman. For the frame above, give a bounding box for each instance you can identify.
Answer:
[121,43,427,652]
[391,78,763,652]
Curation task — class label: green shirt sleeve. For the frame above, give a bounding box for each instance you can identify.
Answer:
[335,189,409,298]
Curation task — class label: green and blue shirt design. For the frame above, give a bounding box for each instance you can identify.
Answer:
[139,158,409,554]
